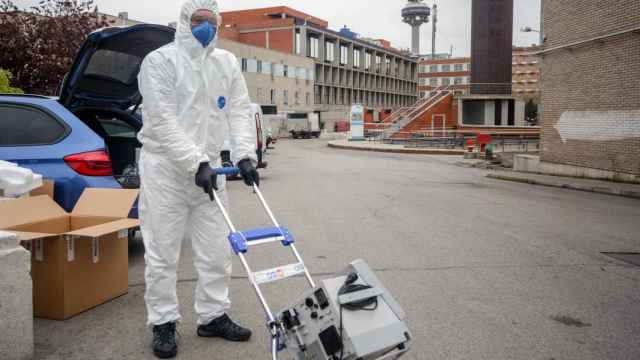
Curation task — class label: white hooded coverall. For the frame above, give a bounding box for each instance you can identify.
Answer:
[137,0,257,326]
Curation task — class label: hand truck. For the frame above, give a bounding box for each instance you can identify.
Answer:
[210,167,315,360]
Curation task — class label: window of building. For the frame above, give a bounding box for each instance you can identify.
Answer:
[257,60,262,73]
[241,58,248,72]
[296,67,306,80]
[294,91,300,104]
[441,64,451,72]
[429,64,438,72]
[295,29,301,55]
[325,41,335,62]
[273,64,284,77]
[0,105,68,146]
[287,66,296,78]
[442,78,451,85]
[307,68,315,81]
[429,78,438,86]
[419,77,427,85]
[375,55,382,71]
[309,37,319,58]
[454,77,462,85]
[419,92,426,98]
[353,49,361,68]
[283,65,289,77]
[365,52,372,69]
[454,64,463,71]
[306,92,310,105]
[283,90,289,105]
[270,89,276,104]
[262,61,272,75]
[247,59,258,73]
[340,44,348,65]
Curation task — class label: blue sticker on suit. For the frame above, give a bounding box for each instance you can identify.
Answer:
[218,96,226,109]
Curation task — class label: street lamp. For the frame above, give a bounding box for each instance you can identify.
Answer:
[520,26,544,44]
[520,26,540,33]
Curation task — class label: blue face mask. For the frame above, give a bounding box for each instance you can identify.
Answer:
[191,21,216,48]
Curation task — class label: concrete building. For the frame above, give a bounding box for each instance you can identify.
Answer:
[217,39,315,114]
[537,0,640,180]
[418,57,471,97]
[512,46,541,103]
[219,6,418,129]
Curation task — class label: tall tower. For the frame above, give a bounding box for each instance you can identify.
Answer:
[402,0,430,55]
[470,0,514,94]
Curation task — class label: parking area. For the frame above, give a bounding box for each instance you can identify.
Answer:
[34,139,640,360]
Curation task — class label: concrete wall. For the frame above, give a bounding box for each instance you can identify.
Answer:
[218,39,315,114]
[540,0,640,176]
[0,231,33,360]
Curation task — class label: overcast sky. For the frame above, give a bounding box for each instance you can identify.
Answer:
[14,0,541,56]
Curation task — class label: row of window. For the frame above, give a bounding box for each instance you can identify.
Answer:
[239,58,314,81]
[419,63,470,73]
[419,77,470,86]
[256,88,312,106]
[301,35,406,74]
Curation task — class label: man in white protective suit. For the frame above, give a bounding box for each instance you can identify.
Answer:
[137,0,259,358]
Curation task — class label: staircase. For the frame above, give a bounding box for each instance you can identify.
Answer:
[385,87,455,139]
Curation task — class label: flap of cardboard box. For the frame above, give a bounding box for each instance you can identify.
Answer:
[30,180,55,198]
[71,188,139,218]
[11,231,59,241]
[64,218,139,238]
[0,195,67,229]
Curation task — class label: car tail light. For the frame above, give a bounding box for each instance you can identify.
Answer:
[64,150,113,176]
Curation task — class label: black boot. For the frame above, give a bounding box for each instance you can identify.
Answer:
[197,314,252,342]
[152,322,177,359]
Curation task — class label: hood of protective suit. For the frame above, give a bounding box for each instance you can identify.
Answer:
[175,0,222,59]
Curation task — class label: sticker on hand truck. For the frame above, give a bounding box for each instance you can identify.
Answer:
[252,263,306,285]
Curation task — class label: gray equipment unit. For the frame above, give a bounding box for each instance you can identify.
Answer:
[276,260,411,360]
[210,170,411,359]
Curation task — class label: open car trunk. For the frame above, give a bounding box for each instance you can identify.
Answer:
[72,108,141,189]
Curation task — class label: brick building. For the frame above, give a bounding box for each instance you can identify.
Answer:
[512,46,541,103]
[539,0,640,178]
[417,57,471,97]
[219,7,418,128]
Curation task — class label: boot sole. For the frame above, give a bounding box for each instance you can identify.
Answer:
[197,328,252,342]
[153,348,177,359]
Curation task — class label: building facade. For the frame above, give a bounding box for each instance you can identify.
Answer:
[417,46,541,101]
[540,0,640,177]
[217,39,315,114]
[512,46,541,103]
[220,7,418,127]
[417,57,471,97]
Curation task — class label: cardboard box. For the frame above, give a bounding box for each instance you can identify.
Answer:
[0,188,139,320]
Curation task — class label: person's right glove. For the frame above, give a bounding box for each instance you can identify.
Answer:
[237,159,260,187]
[195,162,218,200]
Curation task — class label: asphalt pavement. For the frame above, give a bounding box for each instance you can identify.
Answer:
[34,139,640,360]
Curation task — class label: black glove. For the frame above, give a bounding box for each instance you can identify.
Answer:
[237,159,259,187]
[195,162,218,200]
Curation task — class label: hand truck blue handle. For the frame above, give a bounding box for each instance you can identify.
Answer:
[212,167,240,176]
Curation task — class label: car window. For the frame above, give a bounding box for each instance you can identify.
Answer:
[98,117,137,138]
[0,104,68,146]
[84,49,141,85]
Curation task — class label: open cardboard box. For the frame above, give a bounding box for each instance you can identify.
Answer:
[0,188,139,320]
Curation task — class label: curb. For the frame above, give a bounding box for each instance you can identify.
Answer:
[327,142,465,155]
[486,174,640,200]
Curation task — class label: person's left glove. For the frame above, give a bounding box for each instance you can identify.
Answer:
[237,159,260,187]
[195,162,218,200]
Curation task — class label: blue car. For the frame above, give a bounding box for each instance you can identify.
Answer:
[0,24,175,217]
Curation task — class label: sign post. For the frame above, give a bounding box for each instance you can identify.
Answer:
[349,104,365,141]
